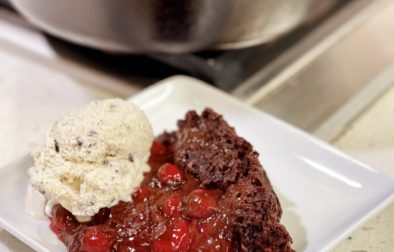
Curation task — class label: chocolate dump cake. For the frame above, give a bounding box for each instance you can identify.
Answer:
[50,108,294,251]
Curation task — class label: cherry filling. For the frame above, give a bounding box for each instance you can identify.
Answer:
[50,140,234,252]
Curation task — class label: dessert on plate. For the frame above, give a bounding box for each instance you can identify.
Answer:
[28,99,294,251]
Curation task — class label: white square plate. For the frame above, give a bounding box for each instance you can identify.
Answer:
[0,76,393,252]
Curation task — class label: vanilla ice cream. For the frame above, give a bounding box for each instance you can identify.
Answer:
[29,99,153,217]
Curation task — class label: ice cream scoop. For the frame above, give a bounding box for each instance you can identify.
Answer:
[29,99,153,218]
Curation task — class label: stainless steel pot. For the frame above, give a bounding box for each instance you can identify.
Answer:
[10,0,337,53]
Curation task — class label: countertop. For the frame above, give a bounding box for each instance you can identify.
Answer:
[0,44,393,251]
[331,85,394,251]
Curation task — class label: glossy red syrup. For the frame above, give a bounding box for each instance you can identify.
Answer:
[50,140,234,252]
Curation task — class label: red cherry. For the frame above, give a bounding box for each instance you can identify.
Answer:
[151,240,173,252]
[149,140,170,164]
[169,219,191,251]
[51,204,76,234]
[151,140,167,156]
[151,219,191,252]
[132,186,150,202]
[117,245,149,252]
[81,226,116,252]
[182,189,220,219]
[163,194,181,218]
[49,220,61,235]
[157,163,184,186]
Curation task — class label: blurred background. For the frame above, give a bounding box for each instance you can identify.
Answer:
[0,0,393,251]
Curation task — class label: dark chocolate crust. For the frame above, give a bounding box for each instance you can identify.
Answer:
[161,108,294,252]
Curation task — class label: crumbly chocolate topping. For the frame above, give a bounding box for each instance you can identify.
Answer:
[161,108,294,252]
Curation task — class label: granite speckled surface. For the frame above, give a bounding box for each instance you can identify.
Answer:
[331,86,394,252]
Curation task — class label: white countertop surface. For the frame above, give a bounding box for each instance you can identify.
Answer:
[0,43,393,251]
[331,85,394,251]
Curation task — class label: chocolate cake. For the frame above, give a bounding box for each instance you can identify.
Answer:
[49,108,294,252]
[162,108,294,251]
